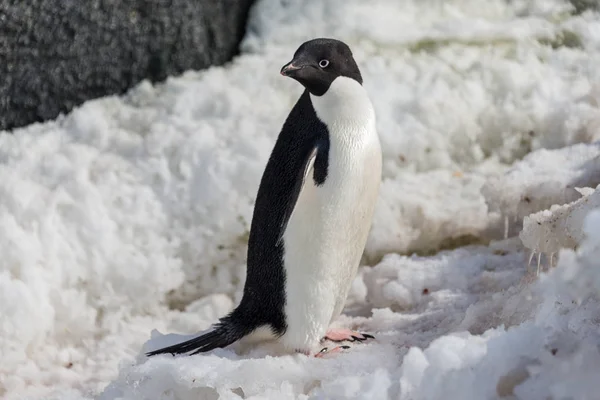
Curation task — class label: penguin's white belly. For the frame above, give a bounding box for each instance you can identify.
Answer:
[281,135,380,351]
[280,77,381,352]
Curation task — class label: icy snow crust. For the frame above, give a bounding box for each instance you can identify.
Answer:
[2,0,600,398]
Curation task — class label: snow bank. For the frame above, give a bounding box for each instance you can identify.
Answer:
[99,209,600,399]
[2,0,600,398]
[366,170,489,261]
[95,238,530,399]
[520,184,600,256]
[482,142,600,238]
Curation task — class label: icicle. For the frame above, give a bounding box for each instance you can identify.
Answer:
[504,215,509,240]
[536,253,542,276]
[528,251,535,267]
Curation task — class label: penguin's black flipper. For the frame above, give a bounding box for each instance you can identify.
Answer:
[278,137,329,243]
[145,316,249,357]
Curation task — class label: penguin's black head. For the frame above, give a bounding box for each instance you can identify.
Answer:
[280,38,363,96]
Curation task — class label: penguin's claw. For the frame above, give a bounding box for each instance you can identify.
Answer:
[314,345,350,358]
[323,328,375,343]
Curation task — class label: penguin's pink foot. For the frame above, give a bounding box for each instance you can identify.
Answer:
[323,328,374,343]
[314,345,350,358]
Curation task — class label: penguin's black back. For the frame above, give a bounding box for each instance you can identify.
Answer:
[231,90,330,335]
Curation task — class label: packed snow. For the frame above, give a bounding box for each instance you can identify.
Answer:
[2,0,600,399]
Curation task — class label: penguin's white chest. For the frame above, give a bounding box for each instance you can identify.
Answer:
[280,77,382,352]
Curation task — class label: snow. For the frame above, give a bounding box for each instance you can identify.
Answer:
[2,0,600,399]
[482,142,600,238]
[519,183,600,256]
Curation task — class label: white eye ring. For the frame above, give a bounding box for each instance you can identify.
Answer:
[319,59,329,68]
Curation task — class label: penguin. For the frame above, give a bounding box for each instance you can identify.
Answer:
[146,38,382,358]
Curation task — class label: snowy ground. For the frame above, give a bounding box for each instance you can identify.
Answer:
[2,0,600,399]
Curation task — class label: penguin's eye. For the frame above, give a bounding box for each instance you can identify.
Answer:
[318,59,329,68]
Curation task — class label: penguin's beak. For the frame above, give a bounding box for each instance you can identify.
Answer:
[280,61,303,77]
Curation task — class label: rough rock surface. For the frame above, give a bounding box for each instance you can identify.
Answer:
[0,0,255,131]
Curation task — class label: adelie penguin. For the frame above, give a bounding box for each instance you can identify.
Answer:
[147,38,382,358]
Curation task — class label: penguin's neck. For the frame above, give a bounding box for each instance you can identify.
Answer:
[309,76,375,132]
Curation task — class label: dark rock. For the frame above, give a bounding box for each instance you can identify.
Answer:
[0,0,255,132]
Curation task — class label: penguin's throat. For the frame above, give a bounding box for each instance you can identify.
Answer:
[309,77,374,126]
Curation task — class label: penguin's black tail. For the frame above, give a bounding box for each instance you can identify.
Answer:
[145,316,250,357]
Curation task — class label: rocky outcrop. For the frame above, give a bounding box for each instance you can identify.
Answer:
[0,0,255,131]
